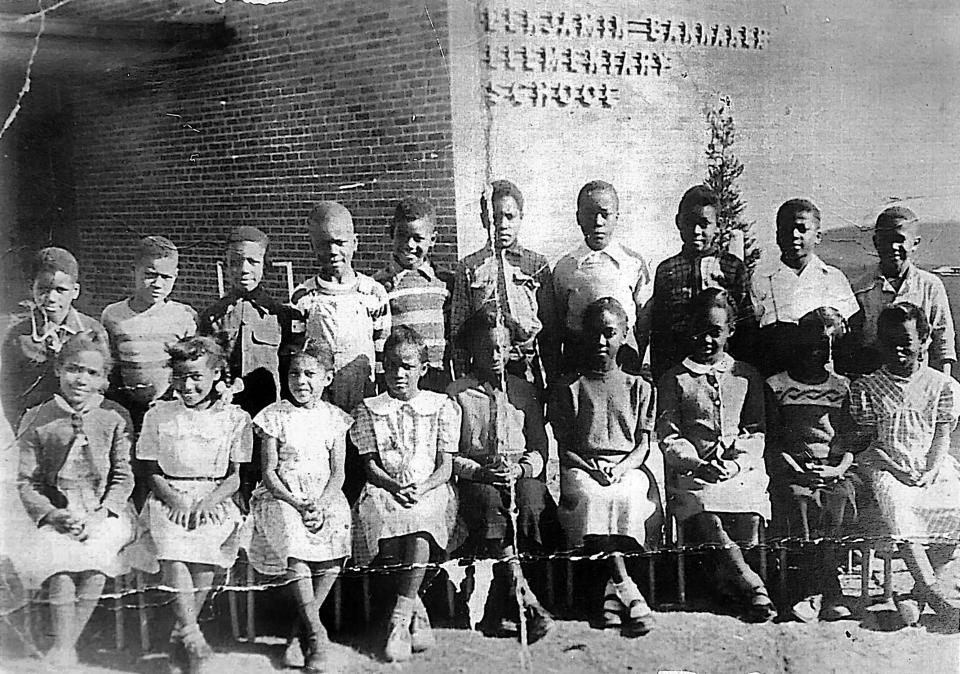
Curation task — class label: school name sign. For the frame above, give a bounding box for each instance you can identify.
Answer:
[482,6,771,108]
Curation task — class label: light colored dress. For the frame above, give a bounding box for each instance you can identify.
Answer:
[849,366,960,542]
[657,354,771,522]
[16,395,136,588]
[132,399,252,570]
[247,400,353,575]
[549,368,663,550]
[350,391,460,565]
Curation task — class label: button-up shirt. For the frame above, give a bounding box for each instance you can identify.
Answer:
[447,374,548,480]
[1,305,108,428]
[656,353,766,472]
[851,262,956,367]
[451,243,558,381]
[199,286,296,415]
[751,255,858,328]
[374,258,451,371]
[553,240,653,365]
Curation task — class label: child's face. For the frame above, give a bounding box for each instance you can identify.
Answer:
[310,214,357,278]
[878,318,925,376]
[133,256,178,306]
[32,270,79,324]
[171,356,219,407]
[689,306,733,364]
[57,349,106,407]
[776,210,821,269]
[288,355,333,405]
[584,308,626,369]
[383,343,427,401]
[392,218,435,270]
[492,195,522,249]
[795,329,831,372]
[226,241,266,292]
[676,205,719,253]
[470,325,510,381]
[873,222,920,279]
[577,188,619,251]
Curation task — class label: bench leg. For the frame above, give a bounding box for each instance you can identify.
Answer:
[135,572,150,652]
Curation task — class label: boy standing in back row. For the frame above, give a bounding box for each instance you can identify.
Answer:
[1,247,108,428]
[750,199,857,376]
[374,197,453,392]
[553,180,653,377]
[451,180,559,393]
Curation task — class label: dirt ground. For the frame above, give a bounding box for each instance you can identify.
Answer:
[3,586,958,674]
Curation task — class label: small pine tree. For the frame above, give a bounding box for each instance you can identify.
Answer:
[704,99,761,275]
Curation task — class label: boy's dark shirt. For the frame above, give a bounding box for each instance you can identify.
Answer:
[198,286,300,415]
[1,305,108,429]
[650,245,756,381]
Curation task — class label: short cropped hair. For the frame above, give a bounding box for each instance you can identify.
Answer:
[582,296,629,332]
[875,206,919,232]
[776,199,821,229]
[136,235,179,265]
[577,180,617,207]
[391,197,436,237]
[877,301,931,345]
[491,180,524,213]
[34,247,79,281]
[688,287,737,326]
[166,335,226,372]
[227,225,270,250]
[290,339,335,372]
[678,184,719,214]
[383,325,429,365]
[57,330,112,372]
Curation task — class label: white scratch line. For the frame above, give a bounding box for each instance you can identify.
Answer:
[1,0,45,140]
[14,0,75,23]
[423,4,448,72]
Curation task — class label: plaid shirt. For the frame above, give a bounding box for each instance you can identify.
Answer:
[450,243,558,381]
[650,247,754,380]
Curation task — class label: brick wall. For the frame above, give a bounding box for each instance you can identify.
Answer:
[66,0,455,313]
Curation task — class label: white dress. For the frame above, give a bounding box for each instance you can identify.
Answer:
[131,399,252,571]
[247,400,353,575]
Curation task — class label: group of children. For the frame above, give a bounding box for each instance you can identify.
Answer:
[4,180,959,672]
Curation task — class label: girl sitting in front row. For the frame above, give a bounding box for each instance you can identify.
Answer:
[17,332,136,666]
[549,297,661,637]
[247,341,353,671]
[133,336,252,673]
[766,307,859,622]
[849,302,960,628]
[657,288,776,622]
[350,326,461,662]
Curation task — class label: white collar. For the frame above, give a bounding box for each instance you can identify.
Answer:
[53,392,104,416]
[573,240,629,269]
[681,353,734,375]
[364,390,447,416]
[774,254,827,279]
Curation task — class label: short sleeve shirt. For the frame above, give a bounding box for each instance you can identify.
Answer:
[751,255,858,327]
[553,241,653,335]
[136,399,252,477]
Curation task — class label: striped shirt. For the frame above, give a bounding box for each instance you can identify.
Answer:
[101,299,197,405]
[290,272,390,378]
[373,259,451,371]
